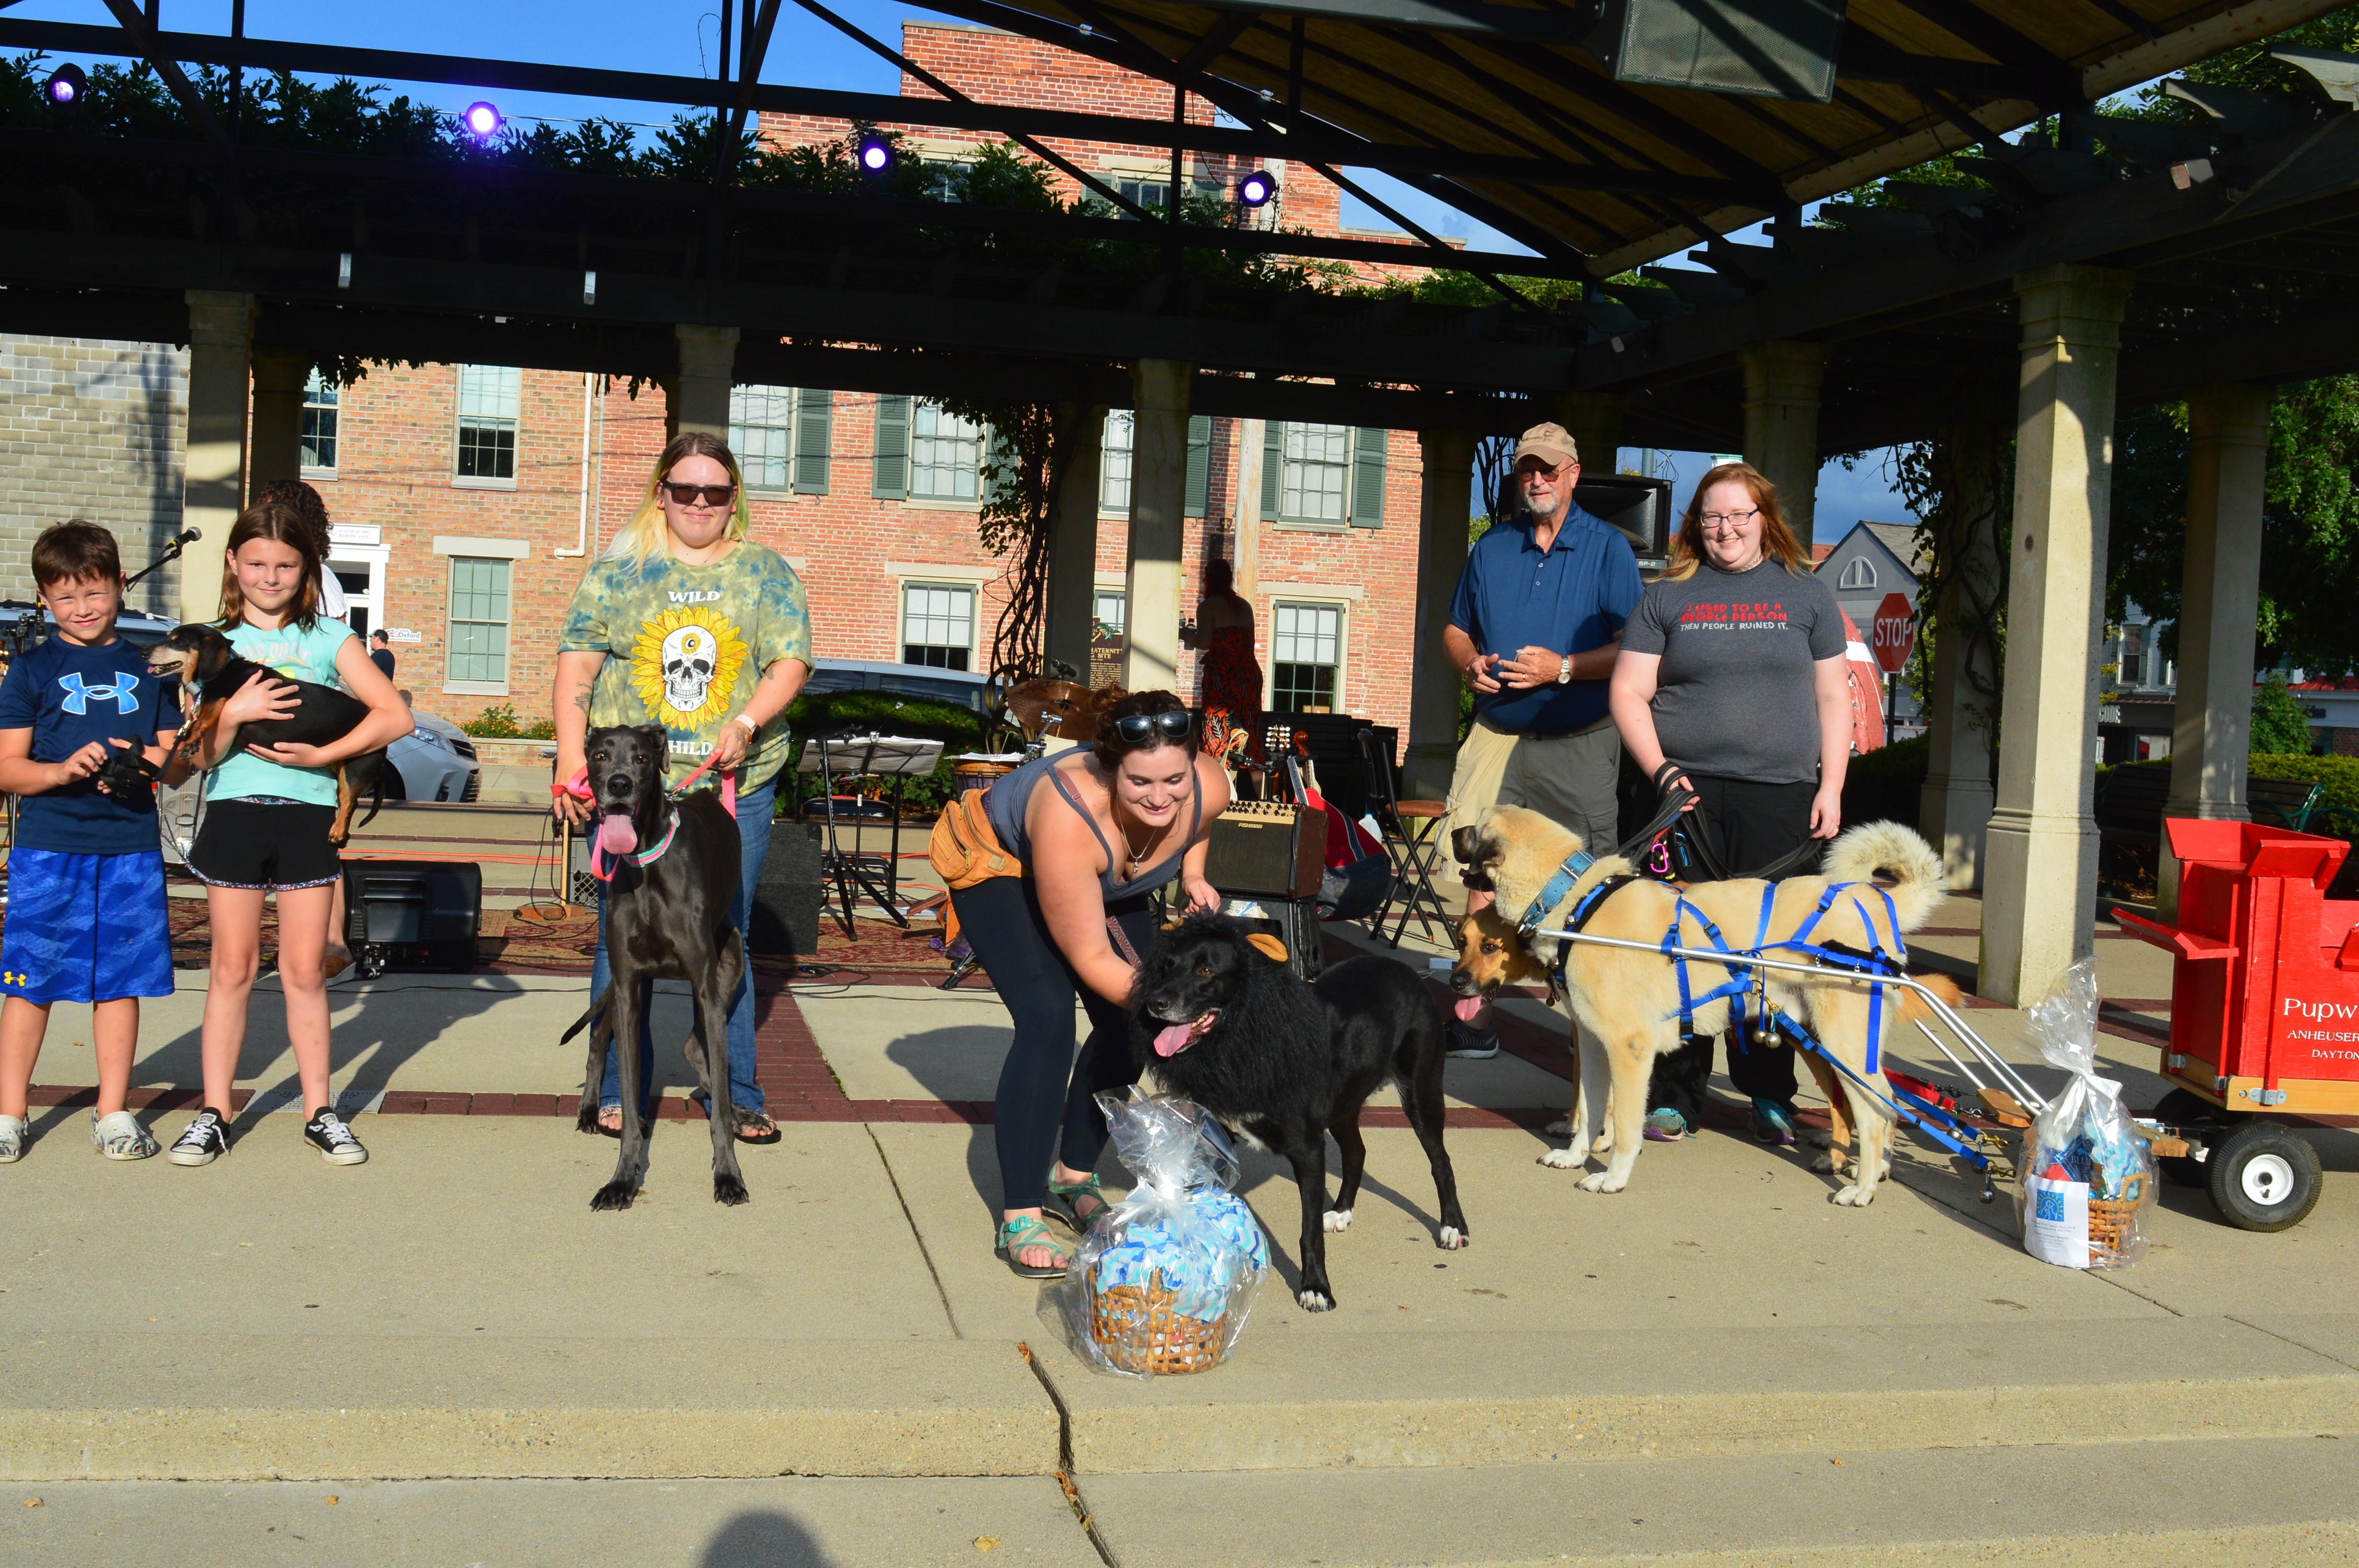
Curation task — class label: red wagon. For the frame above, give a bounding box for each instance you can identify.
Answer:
[2113,818,2359,1230]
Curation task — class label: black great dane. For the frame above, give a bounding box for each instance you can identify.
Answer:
[562,723,750,1210]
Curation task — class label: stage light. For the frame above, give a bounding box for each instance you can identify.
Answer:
[855,132,894,174]
[1236,170,1277,208]
[45,64,87,106]
[462,100,504,139]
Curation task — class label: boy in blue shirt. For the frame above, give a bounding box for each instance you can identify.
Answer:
[0,522,182,1162]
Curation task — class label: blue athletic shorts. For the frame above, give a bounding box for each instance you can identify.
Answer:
[0,848,175,1005]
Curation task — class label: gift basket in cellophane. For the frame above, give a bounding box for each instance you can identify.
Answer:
[2016,958,2156,1270]
[1043,1093,1269,1377]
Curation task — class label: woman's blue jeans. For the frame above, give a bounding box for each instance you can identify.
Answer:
[594,769,778,1117]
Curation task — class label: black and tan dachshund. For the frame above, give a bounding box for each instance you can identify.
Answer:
[557,723,750,1211]
[146,624,387,846]
[1132,915,1469,1312]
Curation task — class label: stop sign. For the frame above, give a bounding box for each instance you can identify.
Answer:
[1871,592,1916,674]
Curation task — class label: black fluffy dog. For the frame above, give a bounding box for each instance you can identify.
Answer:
[147,623,386,846]
[1131,915,1469,1312]
[558,723,750,1210]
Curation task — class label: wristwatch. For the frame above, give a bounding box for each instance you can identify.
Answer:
[1556,652,1573,685]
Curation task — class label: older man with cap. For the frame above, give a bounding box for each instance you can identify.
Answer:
[1438,421,1642,1057]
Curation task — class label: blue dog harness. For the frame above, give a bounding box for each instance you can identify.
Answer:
[1658,880,1908,1067]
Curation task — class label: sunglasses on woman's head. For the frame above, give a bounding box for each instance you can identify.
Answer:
[661,480,736,506]
[1110,710,1194,744]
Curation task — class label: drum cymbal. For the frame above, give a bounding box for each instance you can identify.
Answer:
[1005,678,1100,744]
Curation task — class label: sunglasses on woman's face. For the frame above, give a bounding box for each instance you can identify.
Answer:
[661,480,735,507]
[1111,710,1194,745]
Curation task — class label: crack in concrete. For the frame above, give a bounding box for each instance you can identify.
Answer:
[864,1123,962,1339]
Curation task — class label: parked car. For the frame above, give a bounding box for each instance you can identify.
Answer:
[803,656,993,716]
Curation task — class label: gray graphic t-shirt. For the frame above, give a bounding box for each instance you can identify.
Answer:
[1619,558,1846,785]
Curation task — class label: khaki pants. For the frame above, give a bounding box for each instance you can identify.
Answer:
[1444,719,1520,887]
[1444,717,1623,885]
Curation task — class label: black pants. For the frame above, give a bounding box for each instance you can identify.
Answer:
[949,877,1162,1213]
[1646,774,1819,1119]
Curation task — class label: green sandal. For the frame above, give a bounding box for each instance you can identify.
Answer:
[1043,1172,1108,1233]
[995,1216,1074,1280]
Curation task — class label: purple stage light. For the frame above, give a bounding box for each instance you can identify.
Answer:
[45,64,87,106]
[855,133,894,174]
[462,101,504,139]
[1236,170,1277,208]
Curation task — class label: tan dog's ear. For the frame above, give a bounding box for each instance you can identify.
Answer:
[1245,932,1289,964]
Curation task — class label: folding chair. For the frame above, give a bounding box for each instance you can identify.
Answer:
[1355,725,1450,946]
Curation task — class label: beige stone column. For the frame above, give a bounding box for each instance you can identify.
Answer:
[1980,264,2134,1008]
[1409,430,1476,798]
[1739,340,1828,547]
[1917,420,2007,890]
[671,325,740,439]
[1045,402,1105,682]
[2157,382,2273,919]
[1553,392,1622,478]
[1231,418,1264,598]
[1123,360,1190,693]
[181,290,255,624]
[246,349,310,497]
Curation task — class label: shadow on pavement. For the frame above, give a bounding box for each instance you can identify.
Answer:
[701,1510,833,1566]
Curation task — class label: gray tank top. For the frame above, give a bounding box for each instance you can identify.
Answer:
[982,751,1204,900]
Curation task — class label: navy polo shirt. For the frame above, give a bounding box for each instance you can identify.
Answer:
[1448,507,1642,734]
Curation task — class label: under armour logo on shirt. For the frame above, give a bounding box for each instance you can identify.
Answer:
[57,671,140,716]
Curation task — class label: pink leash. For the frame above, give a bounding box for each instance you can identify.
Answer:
[554,751,739,883]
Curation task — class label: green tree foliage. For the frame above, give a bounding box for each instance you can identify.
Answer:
[2251,673,2318,756]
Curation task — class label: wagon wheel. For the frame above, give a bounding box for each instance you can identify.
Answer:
[2149,1087,2219,1189]
[2205,1120,2323,1232]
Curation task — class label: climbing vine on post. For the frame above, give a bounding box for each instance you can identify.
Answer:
[1893,422,2012,747]
[943,398,1085,688]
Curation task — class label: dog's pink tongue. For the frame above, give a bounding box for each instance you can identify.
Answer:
[1452,995,1485,1023]
[596,815,638,857]
[1153,1022,1199,1058]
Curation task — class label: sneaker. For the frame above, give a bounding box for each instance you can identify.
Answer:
[1643,1107,1690,1143]
[303,1109,369,1166]
[1750,1098,1799,1147]
[90,1109,159,1161]
[0,1113,25,1163]
[1444,1020,1501,1059]
[166,1108,230,1166]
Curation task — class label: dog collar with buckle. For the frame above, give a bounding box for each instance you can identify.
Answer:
[1515,849,1594,940]
[592,815,679,882]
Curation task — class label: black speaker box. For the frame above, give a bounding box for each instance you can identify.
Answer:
[341,859,482,974]
[1588,0,1844,103]
[750,821,824,959]
[1575,475,1675,570]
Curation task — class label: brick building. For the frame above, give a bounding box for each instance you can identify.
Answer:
[1,23,1443,738]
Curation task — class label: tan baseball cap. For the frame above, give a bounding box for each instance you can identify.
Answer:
[1513,421,1578,468]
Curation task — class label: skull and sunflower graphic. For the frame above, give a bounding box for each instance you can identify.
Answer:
[629,605,750,729]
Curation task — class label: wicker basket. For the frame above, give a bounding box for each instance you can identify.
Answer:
[1088,1267,1230,1375]
[2086,1171,2150,1264]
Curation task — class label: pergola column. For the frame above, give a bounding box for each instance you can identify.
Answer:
[1409,430,1476,798]
[1739,340,1827,547]
[1553,393,1622,480]
[1981,264,2134,1007]
[181,289,254,625]
[247,349,311,496]
[1045,401,1105,682]
[671,324,740,439]
[1917,419,2007,889]
[2158,382,2273,919]
[1123,359,1190,693]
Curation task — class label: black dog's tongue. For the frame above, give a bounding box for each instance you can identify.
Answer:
[596,815,638,857]
[1153,1012,1218,1057]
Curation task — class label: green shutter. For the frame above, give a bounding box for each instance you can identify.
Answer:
[1184,414,1212,517]
[1350,426,1388,528]
[1260,420,1282,519]
[793,388,832,495]
[872,393,910,499]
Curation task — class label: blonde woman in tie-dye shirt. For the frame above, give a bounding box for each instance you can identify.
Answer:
[553,432,814,1140]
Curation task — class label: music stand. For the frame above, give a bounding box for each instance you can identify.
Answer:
[798,732,944,937]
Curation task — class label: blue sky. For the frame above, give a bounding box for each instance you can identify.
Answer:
[17,0,1913,524]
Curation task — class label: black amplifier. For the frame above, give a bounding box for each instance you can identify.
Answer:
[1205,800,1325,900]
[749,821,824,960]
[341,859,482,977]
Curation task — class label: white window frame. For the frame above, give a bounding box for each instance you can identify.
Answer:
[300,369,339,478]
[453,364,521,490]
[1094,588,1128,638]
[730,384,799,491]
[909,402,983,505]
[444,555,513,695]
[1100,409,1135,514]
[1268,597,1348,714]
[1277,423,1352,529]
[1837,555,1877,591]
[900,580,978,671]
